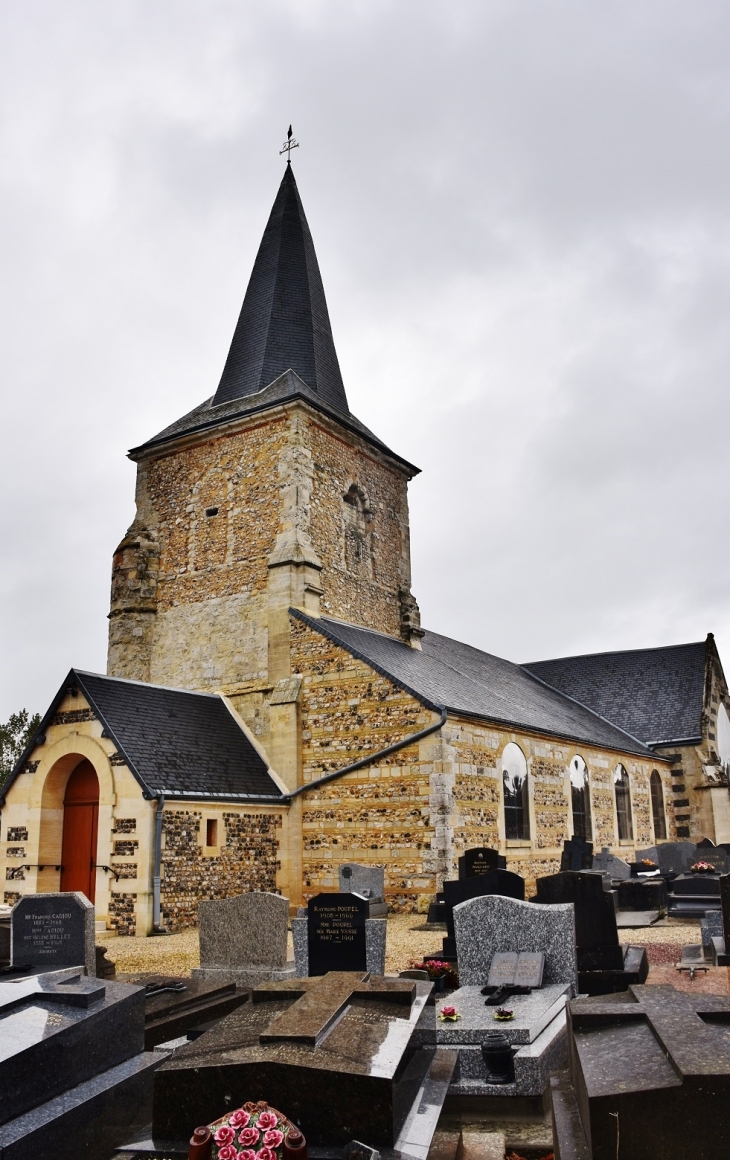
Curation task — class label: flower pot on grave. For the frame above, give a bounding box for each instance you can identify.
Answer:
[431,974,447,993]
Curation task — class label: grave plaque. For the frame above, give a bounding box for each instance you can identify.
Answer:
[307,893,368,976]
[11,892,95,975]
[459,847,505,879]
[487,952,519,988]
[514,952,545,989]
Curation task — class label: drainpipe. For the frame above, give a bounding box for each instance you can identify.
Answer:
[284,706,447,800]
[152,794,165,934]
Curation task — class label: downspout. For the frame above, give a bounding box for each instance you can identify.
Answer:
[152,794,165,934]
[284,706,447,800]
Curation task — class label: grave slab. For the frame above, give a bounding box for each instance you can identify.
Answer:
[193,891,295,988]
[118,973,251,1048]
[152,971,437,1149]
[553,984,730,1160]
[11,893,95,976]
[431,983,570,1047]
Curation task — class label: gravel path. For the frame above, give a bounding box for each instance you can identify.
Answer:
[98,915,700,978]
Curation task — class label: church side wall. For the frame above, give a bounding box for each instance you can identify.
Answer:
[158,806,285,933]
[290,619,675,908]
[290,618,438,911]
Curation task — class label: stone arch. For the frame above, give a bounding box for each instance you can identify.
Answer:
[342,483,374,578]
[29,736,115,896]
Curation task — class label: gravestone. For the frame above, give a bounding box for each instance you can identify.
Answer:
[693,846,729,872]
[192,891,294,988]
[291,893,386,977]
[617,877,667,912]
[338,864,388,916]
[656,841,698,876]
[536,871,647,994]
[560,836,593,871]
[458,847,506,879]
[712,872,730,965]
[551,984,730,1160]
[120,973,251,1048]
[635,845,660,864]
[0,969,161,1159]
[699,910,723,954]
[452,893,577,991]
[430,894,574,1099]
[153,972,455,1150]
[667,871,721,917]
[11,892,95,976]
[431,868,525,961]
[592,847,631,880]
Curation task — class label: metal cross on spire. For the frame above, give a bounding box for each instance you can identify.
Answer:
[279,125,299,164]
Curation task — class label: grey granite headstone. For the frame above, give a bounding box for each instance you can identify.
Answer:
[700,910,723,950]
[11,892,95,976]
[592,848,631,880]
[453,894,578,994]
[192,891,294,987]
[338,864,385,903]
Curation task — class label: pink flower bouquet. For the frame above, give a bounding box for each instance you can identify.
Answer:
[209,1102,302,1160]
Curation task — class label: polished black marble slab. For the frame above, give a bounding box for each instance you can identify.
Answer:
[153,972,433,1147]
[0,1050,162,1160]
[118,973,250,1048]
[0,971,145,1125]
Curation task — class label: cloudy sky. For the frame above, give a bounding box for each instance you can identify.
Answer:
[1,1,729,720]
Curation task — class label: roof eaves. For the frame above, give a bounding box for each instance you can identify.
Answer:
[156,790,287,803]
[289,609,445,714]
[129,389,420,476]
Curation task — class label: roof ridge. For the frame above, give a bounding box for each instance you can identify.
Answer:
[74,669,220,699]
[524,639,708,667]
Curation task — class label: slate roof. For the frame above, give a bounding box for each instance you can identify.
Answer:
[293,613,655,757]
[523,640,709,747]
[130,167,417,473]
[2,670,286,803]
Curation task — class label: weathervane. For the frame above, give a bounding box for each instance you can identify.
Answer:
[279,125,299,164]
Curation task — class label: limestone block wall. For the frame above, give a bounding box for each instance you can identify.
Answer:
[159,807,283,932]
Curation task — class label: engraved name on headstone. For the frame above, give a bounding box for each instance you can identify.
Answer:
[307,893,368,976]
[487,951,545,990]
[514,952,545,989]
[11,892,95,975]
[487,952,519,988]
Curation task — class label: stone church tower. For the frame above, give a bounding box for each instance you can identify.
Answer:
[107,164,423,755]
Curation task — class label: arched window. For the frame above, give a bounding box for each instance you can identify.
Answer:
[614,764,633,841]
[717,704,730,775]
[650,771,667,840]
[502,743,530,840]
[570,755,592,840]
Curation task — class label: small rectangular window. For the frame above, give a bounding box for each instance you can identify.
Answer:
[206,818,218,846]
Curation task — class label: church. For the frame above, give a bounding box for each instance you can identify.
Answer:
[2,162,730,935]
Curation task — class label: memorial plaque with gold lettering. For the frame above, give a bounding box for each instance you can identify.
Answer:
[308,892,368,976]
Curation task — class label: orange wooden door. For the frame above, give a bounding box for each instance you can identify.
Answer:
[60,760,99,902]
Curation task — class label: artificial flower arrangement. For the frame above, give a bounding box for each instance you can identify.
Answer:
[691,861,715,874]
[493,1007,514,1022]
[409,959,459,990]
[209,1102,303,1160]
[438,1005,461,1022]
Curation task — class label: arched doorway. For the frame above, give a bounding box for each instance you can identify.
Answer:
[60,759,99,902]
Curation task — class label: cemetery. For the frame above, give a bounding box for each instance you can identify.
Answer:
[1,846,729,1159]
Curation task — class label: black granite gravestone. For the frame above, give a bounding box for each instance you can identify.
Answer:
[307,893,368,976]
[153,972,454,1150]
[458,847,506,878]
[668,871,721,917]
[560,836,593,871]
[551,984,730,1160]
[711,872,730,965]
[428,868,525,961]
[11,892,95,976]
[0,970,160,1159]
[617,877,667,912]
[535,871,647,995]
[119,973,251,1048]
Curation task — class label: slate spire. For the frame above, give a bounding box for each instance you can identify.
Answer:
[212,166,349,413]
